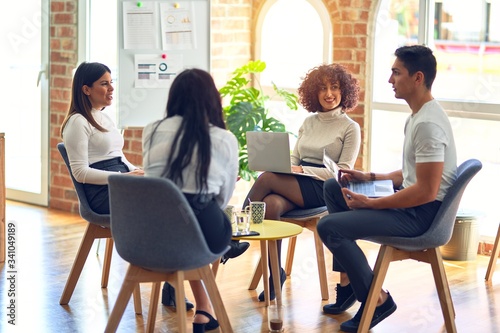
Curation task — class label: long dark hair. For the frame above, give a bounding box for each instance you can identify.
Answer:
[61,62,111,136]
[150,68,226,192]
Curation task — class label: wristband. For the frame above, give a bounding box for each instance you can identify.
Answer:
[370,172,376,181]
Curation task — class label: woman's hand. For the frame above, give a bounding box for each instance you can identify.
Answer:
[291,165,303,173]
[127,169,144,176]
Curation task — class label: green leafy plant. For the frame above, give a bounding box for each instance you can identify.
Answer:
[219,60,299,181]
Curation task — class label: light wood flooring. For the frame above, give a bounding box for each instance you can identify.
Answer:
[0,200,499,333]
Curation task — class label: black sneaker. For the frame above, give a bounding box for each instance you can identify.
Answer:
[323,283,356,314]
[340,292,397,332]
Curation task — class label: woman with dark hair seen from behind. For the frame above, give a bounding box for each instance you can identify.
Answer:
[142,68,241,332]
[61,62,144,215]
[244,64,361,301]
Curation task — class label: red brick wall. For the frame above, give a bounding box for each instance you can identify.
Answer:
[49,0,373,212]
[49,0,79,212]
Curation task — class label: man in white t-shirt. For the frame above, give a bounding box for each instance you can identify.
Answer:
[317,45,457,332]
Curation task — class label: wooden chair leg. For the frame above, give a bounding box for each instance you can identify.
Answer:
[101,238,114,288]
[60,224,110,305]
[249,256,263,290]
[428,248,457,333]
[173,273,187,333]
[211,257,221,278]
[104,266,138,333]
[133,284,142,314]
[358,245,393,333]
[285,236,297,275]
[146,282,161,333]
[485,224,500,282]
[313,230,329,300]
[200,265,233,332]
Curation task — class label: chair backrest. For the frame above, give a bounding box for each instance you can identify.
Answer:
[367,159,482,251]
[108,174,224,272]
[57,142,110,226]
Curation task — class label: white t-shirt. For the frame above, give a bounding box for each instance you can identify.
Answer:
[402,99,457,201]
[62,109,136,185]
[142,115,239,209]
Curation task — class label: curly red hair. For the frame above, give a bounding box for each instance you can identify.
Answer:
[298,64,360,113]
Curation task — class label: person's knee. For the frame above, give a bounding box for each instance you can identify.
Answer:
[317,216,330,241]
[317,215,344,248]
[257,172,282,185]
[263,196,285,219]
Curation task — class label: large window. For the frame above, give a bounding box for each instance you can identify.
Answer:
[79,0,118,120]
[372,0,500,240]
[256,0,331,139]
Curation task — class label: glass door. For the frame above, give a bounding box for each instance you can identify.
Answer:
[0,0,49,206]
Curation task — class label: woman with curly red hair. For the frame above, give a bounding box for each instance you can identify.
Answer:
[244,63,361,301]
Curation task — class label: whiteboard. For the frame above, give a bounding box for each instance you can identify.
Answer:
[117,0,210,128]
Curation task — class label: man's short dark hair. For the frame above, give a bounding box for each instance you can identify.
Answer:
[395,45,437,90]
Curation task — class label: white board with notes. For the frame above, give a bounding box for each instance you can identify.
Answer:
[117,0,210,128]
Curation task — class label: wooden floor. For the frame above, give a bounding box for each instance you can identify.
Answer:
[0,200,499,333]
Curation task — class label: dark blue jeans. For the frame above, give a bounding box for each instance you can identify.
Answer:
[317,178,441,302]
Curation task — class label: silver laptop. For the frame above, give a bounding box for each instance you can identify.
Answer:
[246,131,316,177]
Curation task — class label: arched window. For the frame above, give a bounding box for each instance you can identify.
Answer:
[255,0,332,135]
[371,0,500,239]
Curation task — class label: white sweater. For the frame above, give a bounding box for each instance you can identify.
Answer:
[291,107,361,180]
[62,109,136,185]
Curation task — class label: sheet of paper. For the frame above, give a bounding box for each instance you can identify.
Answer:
[123,1,159,49]
[134,54,183,89]
[323,149,340,178]
[159,2,196,50]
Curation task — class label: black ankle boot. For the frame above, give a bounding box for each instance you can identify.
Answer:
[161,282,194,311]
[220,240,250,264]
[258,267,286,302]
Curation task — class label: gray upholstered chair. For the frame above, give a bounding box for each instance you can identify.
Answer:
[105,175,232,333]
[485,223,500,282]
[357,159,482,333]
[57,143,141,312]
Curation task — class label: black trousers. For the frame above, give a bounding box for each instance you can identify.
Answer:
[317,178,441,302]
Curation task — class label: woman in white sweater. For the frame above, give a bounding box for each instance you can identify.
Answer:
[61,62,143,215]
[245,64,362,301]
[142,69,238,333]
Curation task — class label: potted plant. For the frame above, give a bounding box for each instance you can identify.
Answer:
[219,60,299,181]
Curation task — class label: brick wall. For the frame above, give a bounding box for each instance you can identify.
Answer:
[49,0,79,212]
[49,0,373,213]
